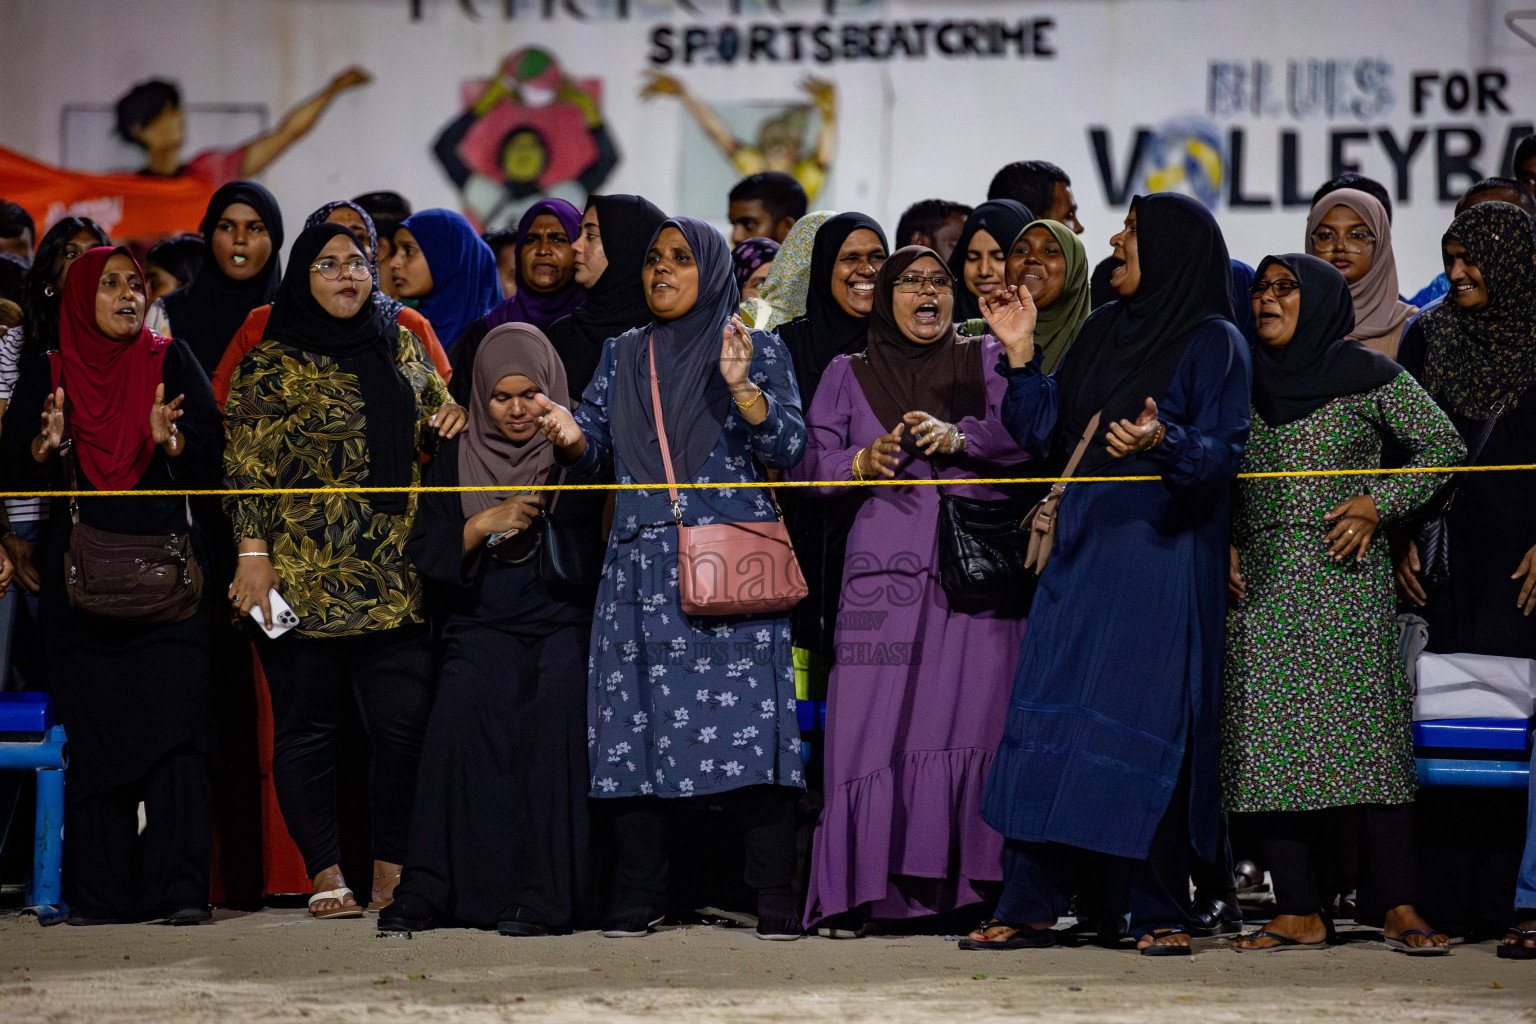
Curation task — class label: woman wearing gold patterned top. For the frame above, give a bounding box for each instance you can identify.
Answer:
[224,223,465,919]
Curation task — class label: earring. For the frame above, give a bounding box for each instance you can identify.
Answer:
[43,285,55,298]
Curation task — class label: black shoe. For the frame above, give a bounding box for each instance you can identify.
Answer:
[162,905,212,926]
[815,911,865,939]
[754,888,801,941]
[601,909,663,938]
[1188,898,1243,937]
[1233,860,1266,894]
[497,907,550,937]
[377,892,438,933]
[756,915,802,941]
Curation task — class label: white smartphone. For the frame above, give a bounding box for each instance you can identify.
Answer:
[249,589,299,639]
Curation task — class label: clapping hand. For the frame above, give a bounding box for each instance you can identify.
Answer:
[979,285,1038,367]
[1106,398,1163,457]
[902,411,962,456]
[854,424,905,480]
[719,314,754,390]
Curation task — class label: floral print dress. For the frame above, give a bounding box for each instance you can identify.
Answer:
[568,329,807,800]
[1222,373,1465,812]
[223,327,451,637]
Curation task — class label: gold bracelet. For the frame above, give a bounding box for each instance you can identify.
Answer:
[852,447,869,481]
[732,385,763,411]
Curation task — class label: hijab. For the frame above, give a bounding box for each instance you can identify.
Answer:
[483,198,586,332]
[161,180,283,374]
[611,217,738,484]
[948,199,1033,321]
[777,212,888,407]
[1011,218,1089,373]
[749,210,835,331]
[266,223,417,515]
[304,199,405,321]
[1227,259,1257,339]
[849,246,986,457]
[1304,188,1412,346]
[49,247,170,491]
[732,236,780,291]
[458,323,569,518]
[1055,192,1233,471]
[1247,253,1400,426]
[544,193,667,398]
[400,208,503,351]
[1419,201,1536,419]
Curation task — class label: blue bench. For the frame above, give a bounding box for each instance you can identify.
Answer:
[1413,717,1533,789]
[0,693,67,924]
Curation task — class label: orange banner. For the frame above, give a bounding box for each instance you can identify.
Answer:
[0,145,214,243]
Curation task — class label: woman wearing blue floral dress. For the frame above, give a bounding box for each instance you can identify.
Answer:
[534,216,808,939]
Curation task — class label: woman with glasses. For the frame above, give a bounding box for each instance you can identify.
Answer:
[224,223,463,920]
[1224,254,1462,954]
[792,246,1029,937]
[1304,188,1415,360]
[968,194,1250,955]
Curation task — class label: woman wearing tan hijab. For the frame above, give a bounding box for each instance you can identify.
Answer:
[1304,188,1416,359]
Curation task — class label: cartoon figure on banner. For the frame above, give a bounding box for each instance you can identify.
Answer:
[433,49,619,233]
[117,68,373,187]
[1138,115,1225,210]
[639,72,837,202]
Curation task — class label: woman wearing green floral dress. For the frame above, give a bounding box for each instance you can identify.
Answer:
[1224,253,1465,954]
[223,223,464,920]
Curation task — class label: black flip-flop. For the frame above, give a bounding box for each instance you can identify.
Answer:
[1139,927,1194,956]
[1496,927,1536,960]
[958,919,1057,951]
[1232,929,1327,952]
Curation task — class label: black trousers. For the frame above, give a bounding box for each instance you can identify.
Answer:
[260,624,434,876]
[63,744,211,919]
[602,784,799,916]
[1246,803,1418,926]
[996,757,1199,936]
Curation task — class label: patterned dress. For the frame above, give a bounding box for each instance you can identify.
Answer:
[569,329,807,800]
[223,326,451,637]
[1223,373,1465,812]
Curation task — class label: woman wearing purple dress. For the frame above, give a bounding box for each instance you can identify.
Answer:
[794,246,1030,935]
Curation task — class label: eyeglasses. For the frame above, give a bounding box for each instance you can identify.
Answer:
[1250,278,1301,299]
[893,274,954,294]
[310,258,372,281]
[1309,228,1376,253]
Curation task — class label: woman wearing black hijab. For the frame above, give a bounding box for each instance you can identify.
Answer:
[224,223,459,920]
[775,213,888,709]
[159,180,284,375]
[543,194,667,400]
[969,193,1252,954]
[1224,254,1461,954]
[948,199,1032,323]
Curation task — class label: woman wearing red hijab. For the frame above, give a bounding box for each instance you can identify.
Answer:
[0,246,223,925]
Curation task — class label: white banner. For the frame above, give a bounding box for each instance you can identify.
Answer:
[3,0,1533,288]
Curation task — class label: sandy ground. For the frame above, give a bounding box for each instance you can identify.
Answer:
[2,910,1535,1024]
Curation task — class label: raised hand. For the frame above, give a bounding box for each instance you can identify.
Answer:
[1513,544,1536,616]
[979,284,1038,366]
[902,411,963,456]
[855,423,905,480]
[1106,397,1163,457]
[1323,494,1379,562]
[639,70,686,99]
[33,387,65,462]
[532,393,585,454]
[331,67,372,91]
[150,382,186,454]
[719,314,754,390]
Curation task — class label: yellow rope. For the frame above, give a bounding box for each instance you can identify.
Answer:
[6,462,1533,499]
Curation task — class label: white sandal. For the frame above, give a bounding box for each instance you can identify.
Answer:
[308,887,363,920]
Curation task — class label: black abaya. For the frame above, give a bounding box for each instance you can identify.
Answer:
[395,437,599,929]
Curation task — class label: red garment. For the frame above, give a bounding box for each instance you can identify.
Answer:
[183,147,249,190]
[212,304,450,409]
[49,246,170,491]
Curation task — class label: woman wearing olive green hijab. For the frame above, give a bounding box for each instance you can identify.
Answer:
[1004,218,1090,372]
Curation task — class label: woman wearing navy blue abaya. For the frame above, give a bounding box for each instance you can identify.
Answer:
[964,193,1251,954]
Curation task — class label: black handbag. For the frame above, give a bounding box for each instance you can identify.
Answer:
[1410,401,1504,590]
[937,488,1038,615]
[536,465,606,591]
